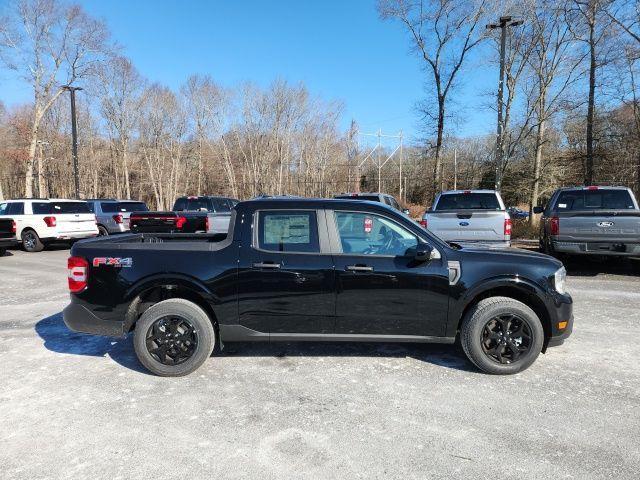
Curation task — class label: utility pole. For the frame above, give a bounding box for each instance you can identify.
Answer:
[62,85,83,198]
[487,16,523,192]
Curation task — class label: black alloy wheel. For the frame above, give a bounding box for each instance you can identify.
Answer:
[481,314,533,364]
[145,316,198,366]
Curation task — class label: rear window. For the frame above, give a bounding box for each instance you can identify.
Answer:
[210,198,231,212]
[435,193,501,211]
[555,190,635,210]
[50,202,91,214]
[100,202,119,213]
[117,202,148,212]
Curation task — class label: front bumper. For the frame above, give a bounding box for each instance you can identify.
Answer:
[545,293,573,349]
[552,240,640,256]
[63,303,125,337]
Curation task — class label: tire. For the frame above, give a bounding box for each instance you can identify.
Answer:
[22,229,44,252]
[133,298,215,377]
[460,296,544,375]
[97,225,109,236]
[0,247,6,257]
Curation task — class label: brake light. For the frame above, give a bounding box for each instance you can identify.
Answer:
[463,190,471,194]
[586,186,599,190]
[550,216,560,235]
[205,216,210,232]
[113,214,123,224]
[504,218,512,236]
[68,256,89,293]
[175,216,187,230]
[43,216,56,227]
[11,221,16,234]
[419,219,428,229]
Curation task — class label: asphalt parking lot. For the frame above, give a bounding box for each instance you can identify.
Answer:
[1,247,639,479]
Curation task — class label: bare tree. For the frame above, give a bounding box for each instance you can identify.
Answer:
[378,0,488,197]
[96,55,144,199]
[0,0,109,197]
[606,0,640,44]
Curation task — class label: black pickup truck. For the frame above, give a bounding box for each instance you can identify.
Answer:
[129,196,237,234]
[64,198,573,376]
[0,218,18,256]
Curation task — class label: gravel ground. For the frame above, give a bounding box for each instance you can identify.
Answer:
[0,247,639,479]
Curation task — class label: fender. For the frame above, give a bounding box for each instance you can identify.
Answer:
[122,273,219,332]
[445,275,551,338]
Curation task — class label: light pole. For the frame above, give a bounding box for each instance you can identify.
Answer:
[61,85,83,198]
[487,16,523,192]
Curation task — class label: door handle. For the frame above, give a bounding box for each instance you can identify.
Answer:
[345,265,373,272]
[253,262,281,269]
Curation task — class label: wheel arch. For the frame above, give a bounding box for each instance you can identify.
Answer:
[452,278,553,352]
[123,276,219,335]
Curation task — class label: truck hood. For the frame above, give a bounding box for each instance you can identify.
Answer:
[454,244,563,269]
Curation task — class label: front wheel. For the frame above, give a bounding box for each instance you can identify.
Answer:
[133,298,215,377]
[460,297,544,375]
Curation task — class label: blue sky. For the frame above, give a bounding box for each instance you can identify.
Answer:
[0,0,497,143]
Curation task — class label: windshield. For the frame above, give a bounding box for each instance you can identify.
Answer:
[118,202,148,212]
[435,193,501,211]
[555,190,635,210]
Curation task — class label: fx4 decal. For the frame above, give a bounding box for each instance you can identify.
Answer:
[93,257,133,268]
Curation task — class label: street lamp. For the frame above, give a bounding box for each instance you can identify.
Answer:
[61,85,83,198]
[487,16,523,192]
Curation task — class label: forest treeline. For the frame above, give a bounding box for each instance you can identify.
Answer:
[1,0,639,223]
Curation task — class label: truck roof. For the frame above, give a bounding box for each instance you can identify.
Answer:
[554,185,632,191]
[239,197,397,211]
[439,189,500,195]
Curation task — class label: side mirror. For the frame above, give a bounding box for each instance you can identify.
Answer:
[414,243,434,262]
[533,206,544,214]
[402,208,410,215]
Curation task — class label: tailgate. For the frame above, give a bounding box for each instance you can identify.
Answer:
[0,219,14,239]
[556,211,640,242]
[427,210,507,242]
[57,213,96,233]
[130,212,178,233]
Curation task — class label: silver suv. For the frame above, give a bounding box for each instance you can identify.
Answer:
[86,199,149,235]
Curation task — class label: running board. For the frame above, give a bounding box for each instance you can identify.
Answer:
[219,325,455,344]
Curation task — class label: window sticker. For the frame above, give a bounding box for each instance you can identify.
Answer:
[364,217,373,233]
[264,214,310,244]
[558,203,567,208]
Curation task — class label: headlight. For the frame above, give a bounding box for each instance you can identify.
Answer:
[553,266,567,294]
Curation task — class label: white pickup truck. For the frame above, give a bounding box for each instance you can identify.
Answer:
[421,190,511,247]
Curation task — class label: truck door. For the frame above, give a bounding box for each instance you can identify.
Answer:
[237,209,335,334]
[329,210,449,337]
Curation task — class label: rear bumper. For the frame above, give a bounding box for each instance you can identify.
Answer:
[46,230,99,241]
[63,303,125,337]
[552,240,640,256]
[0,238,18,248]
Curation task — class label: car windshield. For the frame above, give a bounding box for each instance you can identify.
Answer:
[118,202,148,212]
[555,190,635,210]
[435,193,501,211]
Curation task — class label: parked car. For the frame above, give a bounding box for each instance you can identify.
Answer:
[0,218,18,256]
[64,197,572,377]
[86,199,149,235]
[0,198,98,252]
[129,196,237,234]
[508,206,530,219]
[334,192,410,215]
[535,186,640,258]
[421,190,511,247]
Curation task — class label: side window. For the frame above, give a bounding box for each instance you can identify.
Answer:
[258,210,319,253]
[391,198,401,211]
[7,202,24,215]
[32,202,51,214]
[335,211,418,257]
[86,202,95,213]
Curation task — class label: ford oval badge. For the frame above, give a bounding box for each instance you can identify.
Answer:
[597,221,614,227]
[459,221,469,226]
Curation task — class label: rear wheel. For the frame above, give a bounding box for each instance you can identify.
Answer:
[460,297,544,375]
[97,225,109,236]
[22,229,44,252]
[133,298,215,377]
